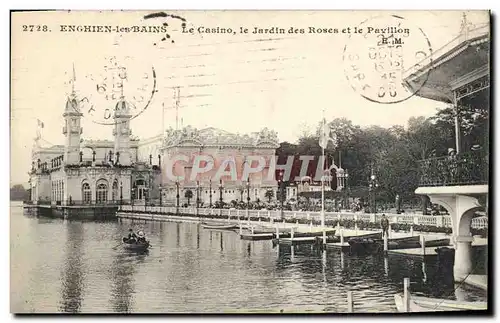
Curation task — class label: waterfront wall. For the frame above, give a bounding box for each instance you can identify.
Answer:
[23,204,118,220]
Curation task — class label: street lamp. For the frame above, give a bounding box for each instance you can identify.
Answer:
[278,170,284,220]
[196,180,200,217]
[120,181,123,206]
[219,179,223,216]
[246,178,251,225]
[345,171,349,210]
[209,177,213,208]
[131,187,136,207]
[175,178,180,214]
[369,169,379,214]
[159,185,162,206]
[144,187,149,212]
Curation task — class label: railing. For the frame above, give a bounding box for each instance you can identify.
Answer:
[471,216,488,229]
[418,151,488,187]
[117,205,488,229]
[26,199,132,206]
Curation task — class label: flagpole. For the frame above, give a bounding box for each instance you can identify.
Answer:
[321,110,326,246]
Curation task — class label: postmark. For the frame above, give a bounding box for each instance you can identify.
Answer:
[343,14,433,104]
[74,55,157,125]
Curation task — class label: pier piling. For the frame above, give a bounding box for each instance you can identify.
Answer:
[403,278,410,312]
[340,229,344,245]
[383,232,388,253]
[347,291,353,313]
[291,227,294,240]
[388,223,392,239]
[410,225,414,236]
[420,235,426,256]
[275,224,279,240]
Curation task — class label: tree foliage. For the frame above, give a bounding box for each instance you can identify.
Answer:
[277,105,488,205]
[11,184,29,201]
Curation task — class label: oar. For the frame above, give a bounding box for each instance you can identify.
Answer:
[112,242,123,249]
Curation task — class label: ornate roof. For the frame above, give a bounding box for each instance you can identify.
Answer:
[163,126,280,149]
[63,94,82,115]
[114,98,132,117]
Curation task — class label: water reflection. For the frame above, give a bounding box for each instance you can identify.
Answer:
[176,222,180,247]
[110,252,136,312]
[58,222,84,313]
[197,225,200,249]
[13,204,488,313]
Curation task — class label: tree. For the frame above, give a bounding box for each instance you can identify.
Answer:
[265,189,274,203]
[10,184,28,201]
[184,189,193,206]
[431,104,489,153]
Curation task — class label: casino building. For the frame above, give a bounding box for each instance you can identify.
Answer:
[27,85,280,212]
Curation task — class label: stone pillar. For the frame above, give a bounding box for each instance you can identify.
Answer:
[454,235,474,279]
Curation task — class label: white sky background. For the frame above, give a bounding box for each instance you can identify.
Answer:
[10,10,489,185]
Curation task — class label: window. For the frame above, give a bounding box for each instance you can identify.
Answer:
[82,183,91,203]
[96,183,108,203]
[112,181,118,201]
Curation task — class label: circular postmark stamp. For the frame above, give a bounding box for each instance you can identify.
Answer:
[343,14,433,104]
[73,55,157,125]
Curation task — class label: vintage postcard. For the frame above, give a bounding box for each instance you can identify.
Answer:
[10,10,490,314]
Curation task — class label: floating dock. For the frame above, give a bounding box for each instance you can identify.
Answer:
[325,242,350,251]
[275,236,338,245]
[240,233,274,241]
[387,236,486,260]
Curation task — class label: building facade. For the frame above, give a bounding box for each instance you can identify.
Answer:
[403,18,489,280]
[28,91,161,206]
[160,126,280,206]
[28,93,281,208]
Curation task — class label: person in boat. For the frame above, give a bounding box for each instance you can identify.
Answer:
[380,214,389,238]
[127,228,138,243]
[137,230,146,243]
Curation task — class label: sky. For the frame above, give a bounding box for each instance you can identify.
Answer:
[10,10,490,185]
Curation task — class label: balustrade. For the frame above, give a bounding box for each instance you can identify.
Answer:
[116,206,487,230]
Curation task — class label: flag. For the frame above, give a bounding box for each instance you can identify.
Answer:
[37,119,44,128]
[319,118,337,149]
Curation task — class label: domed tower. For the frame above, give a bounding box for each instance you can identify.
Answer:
[112,97,132,166]
[62,67,83,165]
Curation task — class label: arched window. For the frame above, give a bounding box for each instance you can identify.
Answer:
[96,182,108,203]
[135,179,145,200]
[112,181,118,201]
[82,183,91,203]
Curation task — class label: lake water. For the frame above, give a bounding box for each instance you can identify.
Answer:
[10,202,487,313]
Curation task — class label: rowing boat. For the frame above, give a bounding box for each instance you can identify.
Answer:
[122,241,150,252]
[121,237,150,252]
[394,294,487,312]
[201,223,239,230]
[349,235,450,254]
[274,229,337,239]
